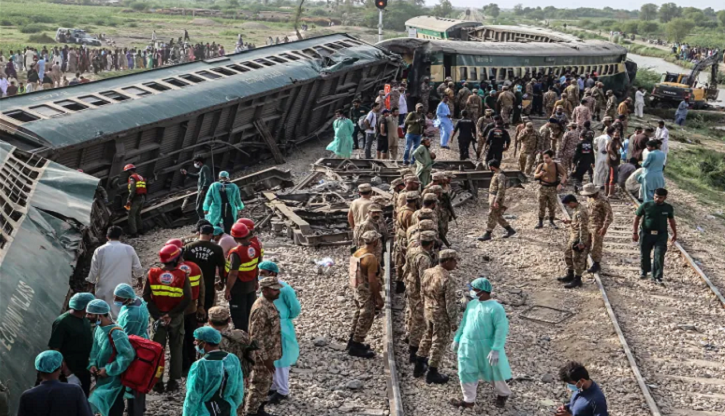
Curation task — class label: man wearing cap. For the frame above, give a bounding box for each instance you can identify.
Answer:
[396,176,421,209]
[412,136,435,187]
[349,230,382,358]
[581,184,613,274]
[85,299,136,416]
[348,183,374,229]
[534,150,567,229]
[387,107,401,160]
[565,80,579,110]
[204,171,245,234]
[572,99,592,134]
[457,83,472,118]
[258,261,300,404]
[48,293,96,396]
[206,307,254,382]
[113,283,149,415]
[453,110,476,160]
[559,195,591,289]
[436,77,451,109]
[465,88,482,123]
[143,245,192,392]
[124,164,147,237]
[543,86,557,117]
[17,351,93,416]
[405,230,436,377]
[87,226,144,318]
[224,223,261,332]
[515,122,542,175]
[354,204,385,261]
[478,160,516,241]
[184,327,245,416]
[451,278,511,409]
[390,178,405,215]
[349,98,369,150]
[185,224,226,310]
[420,76,432,113]
[558,122,580,172]
[403,103,426,166]
[407,219,439,251]
[633,188,677,285]
[426,185,451,240]
[591,82,606,121]
[483,118,511,165]
[497,86,515,127]
[554,94,573,118]
[417,249,459,384]
[245,277,283,416]
[605,90,617,120]
[395,190,420,290]
[181,155,213,220]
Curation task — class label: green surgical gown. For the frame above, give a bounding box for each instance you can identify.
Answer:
[183,351,244,416]
[203,181,245,228]
[117,297,150,339]
[88,325,135,416]
[273,281,301,368]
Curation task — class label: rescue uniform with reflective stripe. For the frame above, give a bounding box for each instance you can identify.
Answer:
[128,173,147,196]
[251,236,264,260]
[147,268,187,312]
[225,244,260,282]
[179,260,202,301]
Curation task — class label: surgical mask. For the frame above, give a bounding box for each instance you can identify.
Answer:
[113,301,124,307]
[194,163,201,168]
[469,290,478,299]
[96,319,102,326]
[567,382,580,392]
[196,345,205,355]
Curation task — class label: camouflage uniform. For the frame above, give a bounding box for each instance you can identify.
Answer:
[407,220,439,251]
[565,84,579,110]
[487,171,510,232]
[475,114,494,158]
[245,295,282,414]
[583,95,596,114]
[536,162,564,219]
[548,122,564,154]
[591,86,606,120]
[543,90,557,116]
[395,206,416,282]
[457,86,472,117]
[558,129,580,172]
[554,98,573,118]
[444,87,456,115]
[416,262,458,368]
[350,247,379,342]
[354,218,383,264]
[465,93,482,123]
[497,90,515,125]
[403,244,434,348]
[420,81,432,113]
[516,127,540,174]
[588,194,613,263]
[571,105,592,130]
[412,207,437,229]
[565,206,591,276]
[219,327,255,381]
[605,95,618,119]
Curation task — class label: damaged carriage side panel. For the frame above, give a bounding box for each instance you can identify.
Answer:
[0,142,107,415]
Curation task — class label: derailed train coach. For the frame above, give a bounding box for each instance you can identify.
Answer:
[0,142,108,413]
[0,34,401,212]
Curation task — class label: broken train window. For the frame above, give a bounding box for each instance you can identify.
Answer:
[0,148,46,251]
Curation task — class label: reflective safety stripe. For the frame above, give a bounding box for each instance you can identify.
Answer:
[151,290,184,298]
[225,257,259,273]
[150,284,183,297]
[189,274,201,287]
[135,181,147,188]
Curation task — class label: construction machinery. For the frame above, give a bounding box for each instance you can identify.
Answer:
[650,51,721,109]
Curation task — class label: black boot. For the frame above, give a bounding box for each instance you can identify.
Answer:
[557,269,574,282]
[535,218,544,229]
[268,391,288,405]
[494,395,509,408]
[503,226,517,238]
[565,276,583,289]
[587,262,601,273]
[477,231,492,241]
[348,341,375,358]
[408,346,418,364]
[255,403,277,416]
[413,356,428,378]
[549,217,558,229]
[347,335,369,351]
[395,280,406,294]
[426,367,449,384]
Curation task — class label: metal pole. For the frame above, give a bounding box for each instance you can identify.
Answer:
[378,9,383,43]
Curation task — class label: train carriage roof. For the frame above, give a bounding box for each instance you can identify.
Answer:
[405,16,481,33]
[474,25,582,43]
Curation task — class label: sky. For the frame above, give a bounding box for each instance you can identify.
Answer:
[442,1,724,11]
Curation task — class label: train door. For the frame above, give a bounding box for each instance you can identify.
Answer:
[444,54,453,79]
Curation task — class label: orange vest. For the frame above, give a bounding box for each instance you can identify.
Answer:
[251,236,264,259]
[225,244,260,283]
[147,267,186,312]
[178,261,202,300]
[128,173,147,195]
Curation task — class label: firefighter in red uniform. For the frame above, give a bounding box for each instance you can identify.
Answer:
[237,218,264,260]
[142,244,192,393]
[223,222,260,332]
[124,164,147,237]
[166,239,206,374]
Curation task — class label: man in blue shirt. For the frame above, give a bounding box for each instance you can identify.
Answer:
[556,361,608,416]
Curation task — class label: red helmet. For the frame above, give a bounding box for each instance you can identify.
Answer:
[237,218,255,231]
[166,239,183,248]
[123,164,136,172]
[230,223,250,239]
[159,244,182,263]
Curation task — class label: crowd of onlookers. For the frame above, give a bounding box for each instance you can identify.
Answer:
[670,43,721,63]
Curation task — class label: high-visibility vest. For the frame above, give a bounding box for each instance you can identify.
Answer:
[251,236,264,259]
[179,261,202,301]
[128,173,147,195]
[147,268,186,312]
[225,243,260,282]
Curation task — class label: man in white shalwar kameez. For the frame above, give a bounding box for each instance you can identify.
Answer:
[592,130,612,188]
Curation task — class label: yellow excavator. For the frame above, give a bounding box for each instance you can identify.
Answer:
[650,51,721,109]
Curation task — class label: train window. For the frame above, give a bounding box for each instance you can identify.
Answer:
[325,42,343,50]
[336,41,352,48]
[142,82,171,92]
[254,59,275,67]
[211,67,237,76]
[78,95,110,106]
[240,61,263,69]
[458,67,468,81]
[29,105,65,118]
[490,68,497,80]
[302,48,321,59]
[197,70,222,79]
[163,77,190,87]
[227,64,249,73]
[507,68,514,80]
[279,53,299,61]
[292,51,311,60]
[121,86,152,97]
[267,56,287,64]
[54,99,88,112]
[100,90,131,101]
[180,74,205,83]
[3,110,39,123]
[470,67,477,81]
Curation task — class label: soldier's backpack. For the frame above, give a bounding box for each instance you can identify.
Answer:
[349,253,374,288]
[108,327,165,394]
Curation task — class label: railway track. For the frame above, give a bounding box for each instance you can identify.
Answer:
[557,192,725,416]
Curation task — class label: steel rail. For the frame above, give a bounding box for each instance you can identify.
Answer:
[382,241,404,416]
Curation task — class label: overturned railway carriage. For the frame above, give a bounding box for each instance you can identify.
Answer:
[0,142,107,414]
[378,37,636,101]
[0,34,401,211]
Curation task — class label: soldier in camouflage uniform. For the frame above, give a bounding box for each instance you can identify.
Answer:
[457,83,472,118]
[564,81,579,111]
[557,122,580,172]
[436,77,451,109]
[395,192,420,292]
[245,276,283,416]
[207,306,256,384]
[591,82,606,121]
[444,82,456,115]
[558,195,591,289]
[476,110,495,159]
[426,185,451,241]
[404,230,437,377]
[412,206,437,232]
[416,249,459,384]
[554,94,573,118]
[605,90,617,120]
[396,176,421,209]
[420,77,432,113]
[354,205,386,265]
[478,159,516,241]
[581,184,613,274]
[465,90,482,124]
[407,219,440,257]
[543,86,558,117]
[582,90,596,114]
[349,230,382,358]
[497,86,515,127]
[515,122,541,175]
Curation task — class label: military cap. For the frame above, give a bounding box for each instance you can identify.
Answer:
[428,185,443,193]
[372,196,387,205]
[580,183,599,196]
[525,122,534,127]
[602,116,613,122]
[406,191,421,200]
[432,171,446,180]
[415,103,424,109]
[419,230,438,242]
[361,230,381,243]
[368,204,383,213]
[417,208,434,219]
[567,122,578,127]
[391,178,404,187]
[208,306,231,321]
[259,276,283,290]
[484,109,494,114]
[358,183,372,192]
[405,176,420,183]
[606,90,613,95]
[439,249,458,261]
[418,220,436,230]
[423,193,438,203]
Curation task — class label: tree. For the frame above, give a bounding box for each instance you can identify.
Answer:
[718,10,725,27]
[623,21,639,34]
[432,0,453,18]
[482,3,500,18]
[665,18,695,43]
[659,3,681,23]
[683,10,706,25]
[639,4,658,21]
[638,21,660,36]
[513,4,523,16]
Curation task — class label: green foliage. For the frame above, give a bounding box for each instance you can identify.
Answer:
[718,11,725,27]
[665,18,695,43]
[639,3,658,21]
[20,24,47,34]
[128,22,138,28]
[130,2,148,11]
[28,33,55,43]
[432,0,453,18]
[658,3,681,23]
[632,67,660,92]
[482,3,500,18]
[364,2,426,32]
[638,21,660,35]
[622,21,639,34]
[667,147,725,193]
[682,34,725,50]
[0,20,13,27]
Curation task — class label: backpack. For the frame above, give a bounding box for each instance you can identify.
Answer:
[108,327,165,394]
[349,253,374,289]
